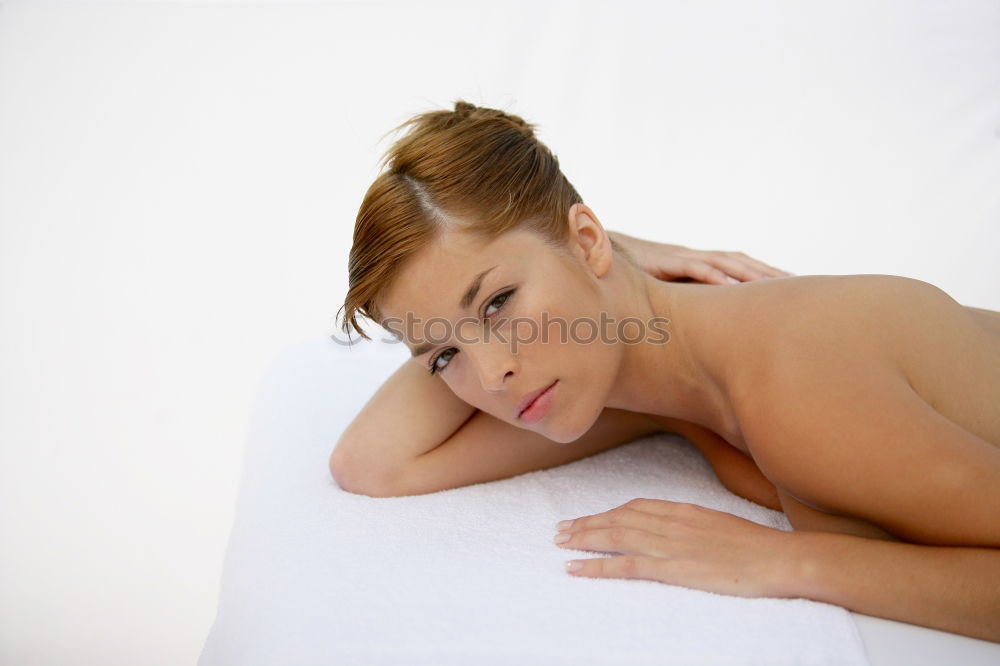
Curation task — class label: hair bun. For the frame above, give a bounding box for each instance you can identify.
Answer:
[454,100,478,116]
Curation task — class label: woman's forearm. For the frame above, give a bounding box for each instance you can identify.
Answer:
[395,405,662,498]
[330,359,476,492]
[782,531,1000,642]
[330,358,665,498]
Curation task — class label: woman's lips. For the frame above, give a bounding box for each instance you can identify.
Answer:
[517,380,558,424]
[516,380,554,416]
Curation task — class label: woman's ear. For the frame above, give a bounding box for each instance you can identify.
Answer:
[566,203,614,278]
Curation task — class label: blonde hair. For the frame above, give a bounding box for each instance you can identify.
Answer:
[337,100,631,342]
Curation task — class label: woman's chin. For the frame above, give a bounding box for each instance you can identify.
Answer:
[541,399,610,444]
[541,418,597,445]
[543,429,575,444]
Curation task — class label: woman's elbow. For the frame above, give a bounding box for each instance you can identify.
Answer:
[328,441,400,497]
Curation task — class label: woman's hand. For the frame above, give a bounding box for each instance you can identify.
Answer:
[553,498,796,598]
[608,231,793,285]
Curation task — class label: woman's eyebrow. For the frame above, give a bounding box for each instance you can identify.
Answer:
[410,341,434,358]
[459,265,498,311]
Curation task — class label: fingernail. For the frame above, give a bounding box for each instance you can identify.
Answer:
[566,561,584,572]
[556,520,573,531]
[725,276,740,284]
[553,533,571,544]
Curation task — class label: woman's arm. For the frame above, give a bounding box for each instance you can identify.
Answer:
[329,358,663,497]
[670,420,782,512]
[782,530,1000,642]
[554,496,1000,642]
[331,359,779,501]
[329,359,476,494]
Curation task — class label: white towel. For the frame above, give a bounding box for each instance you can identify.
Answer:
[198,336,869,666]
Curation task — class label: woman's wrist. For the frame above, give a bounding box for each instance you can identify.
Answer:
[766,530,821,599]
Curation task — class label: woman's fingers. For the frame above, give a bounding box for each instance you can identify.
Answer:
[649,250,792,284]
[555,525,669,556]
[554,500,699,555]
[708,254,780,281]
[564,554,672,583]
[675,259,739,285]
[555,497,794,597]
[563,553,771,597]
[607,231,794,284]
[718,251,793,279]
[558,498,693,531]
[689,251,793,283]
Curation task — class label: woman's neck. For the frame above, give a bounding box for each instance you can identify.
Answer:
[603,268,741,440]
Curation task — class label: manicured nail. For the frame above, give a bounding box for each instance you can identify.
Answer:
[556,520,573,531]
[726,276,740,284]
[553,533,571,544]
[565,561,584,572]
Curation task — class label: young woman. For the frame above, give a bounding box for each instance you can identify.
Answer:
[331,101,1000,642]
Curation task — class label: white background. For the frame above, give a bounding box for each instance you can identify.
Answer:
[1,1,997,664]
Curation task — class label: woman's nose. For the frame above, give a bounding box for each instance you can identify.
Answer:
[472,340,517,392]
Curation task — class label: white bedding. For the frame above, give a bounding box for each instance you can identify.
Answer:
[198,337,869,665]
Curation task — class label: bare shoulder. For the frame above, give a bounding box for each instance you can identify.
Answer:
[722,275,937,476]
[727,274,991,382]
[964,305,1000,337]
[726,275,1000,544]
[720,275,931,381]
[728,273,973,432]
[766,273,964,331]
[730,301,906,496]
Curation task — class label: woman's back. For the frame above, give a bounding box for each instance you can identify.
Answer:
[667,273,1000,544]
[676,273,1000,454]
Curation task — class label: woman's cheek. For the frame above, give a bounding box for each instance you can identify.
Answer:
[446,363,481,401]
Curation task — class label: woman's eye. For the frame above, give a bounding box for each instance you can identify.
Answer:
[429,348,456,375]
[484,289,514,318]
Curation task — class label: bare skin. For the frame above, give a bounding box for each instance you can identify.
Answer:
[645,274,1000,543]
[374,202,1000,640]
[331,231,793,506]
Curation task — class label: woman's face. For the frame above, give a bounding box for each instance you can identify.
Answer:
[378,215,629,443]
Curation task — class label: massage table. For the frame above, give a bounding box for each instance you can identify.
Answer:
[198,337,1000,665]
